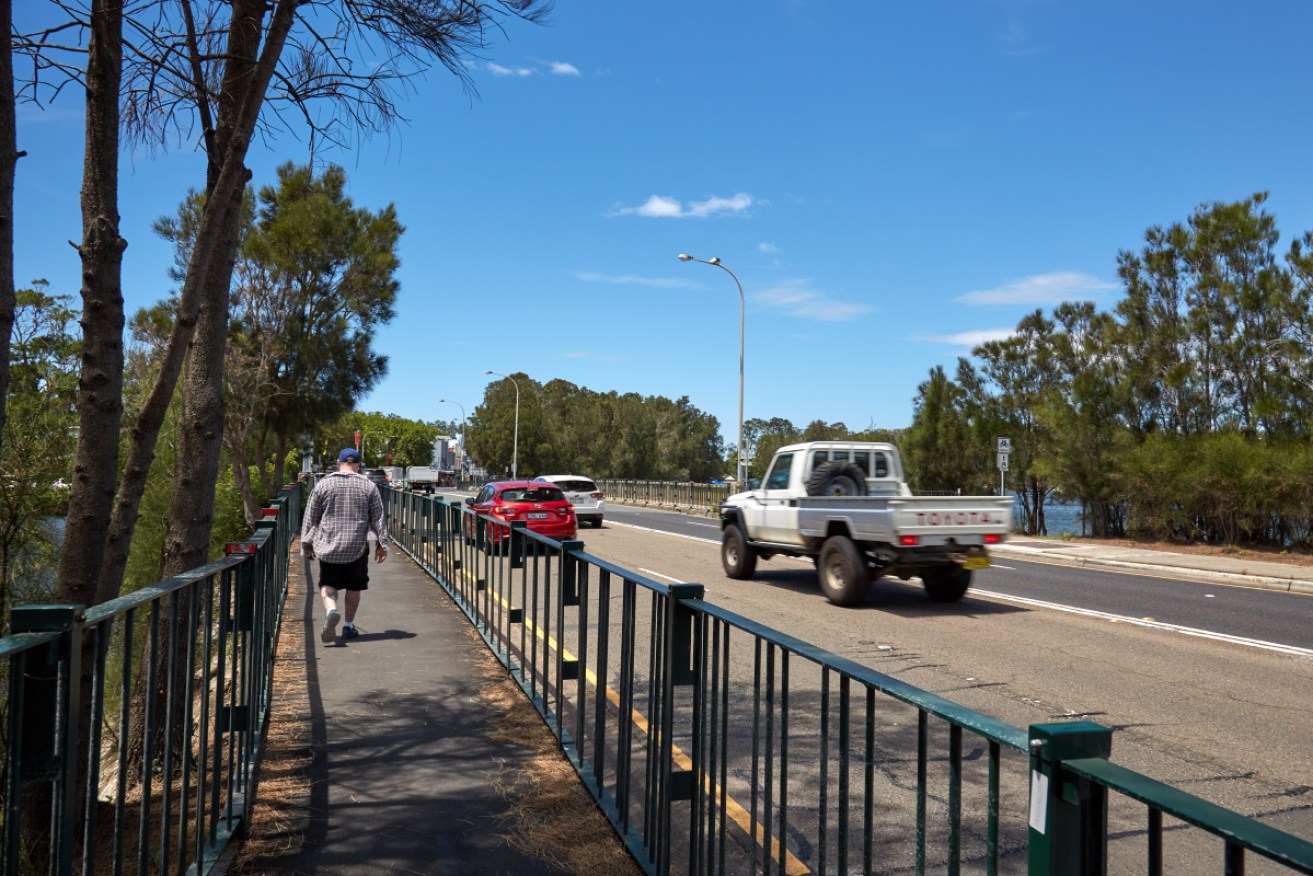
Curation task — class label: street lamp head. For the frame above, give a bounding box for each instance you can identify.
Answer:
[677,253,693,262]
[708,257,721,265]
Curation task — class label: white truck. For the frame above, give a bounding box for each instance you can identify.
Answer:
[406,465,443,493]
[719,441,1011,606]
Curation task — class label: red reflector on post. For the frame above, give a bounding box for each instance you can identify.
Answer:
[984,533,1002,544]
[225,542,258,555]
[898,535,919,546]
[261,507,279,517]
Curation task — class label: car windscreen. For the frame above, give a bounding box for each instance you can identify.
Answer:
[499,487,565,503]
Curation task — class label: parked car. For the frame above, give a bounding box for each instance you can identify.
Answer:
[465,480,577,547]
[365,468,389,488]
[533,474,605,527]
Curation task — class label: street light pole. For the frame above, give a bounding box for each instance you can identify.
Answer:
[678,253,747,484]
[437,398,468,480]
[484,371,520,479]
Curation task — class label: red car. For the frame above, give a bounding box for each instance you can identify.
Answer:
[465,480,577,547]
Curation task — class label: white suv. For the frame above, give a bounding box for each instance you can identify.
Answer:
[533,475,605,528]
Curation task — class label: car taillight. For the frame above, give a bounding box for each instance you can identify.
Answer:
[494,506,516,519]
[898,535,919,546]
[984,533,1001,544]
[591,491,603,499]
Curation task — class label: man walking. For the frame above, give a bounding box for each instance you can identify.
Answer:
[302,447,389,643]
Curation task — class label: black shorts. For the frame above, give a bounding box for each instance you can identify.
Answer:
[318,550,370,591]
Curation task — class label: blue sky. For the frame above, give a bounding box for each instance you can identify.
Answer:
[13,1,1313,449]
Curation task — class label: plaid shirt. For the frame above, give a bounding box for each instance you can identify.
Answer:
[301,472,389,563]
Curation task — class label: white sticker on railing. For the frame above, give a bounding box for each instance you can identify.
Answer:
[1029,770,1048,833]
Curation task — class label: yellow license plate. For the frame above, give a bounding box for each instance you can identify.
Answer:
[964,556,991,570]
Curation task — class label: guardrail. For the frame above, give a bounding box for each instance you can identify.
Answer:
[385,489,1313,875]
[598,479,731,516]
[0,483,302,875]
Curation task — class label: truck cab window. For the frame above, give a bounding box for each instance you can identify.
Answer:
[851,451,870,475]
[873,453,888,477]
[766,454,793,490]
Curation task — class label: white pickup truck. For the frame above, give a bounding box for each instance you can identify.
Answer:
[719,441,1011,606]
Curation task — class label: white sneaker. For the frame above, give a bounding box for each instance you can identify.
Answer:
[321,608,341,643]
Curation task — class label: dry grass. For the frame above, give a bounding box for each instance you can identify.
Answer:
[226,572,314,873]
[228,553,640,875]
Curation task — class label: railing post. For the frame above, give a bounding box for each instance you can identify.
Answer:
[509,520,527,568]
[1028,721,1112,875]
[13,604,85,874]
[657,583,704,874]
[559,539,584,607]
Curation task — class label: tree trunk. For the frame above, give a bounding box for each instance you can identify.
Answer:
[0,0,19,459]
[230,450,262,526]
[126,0,303,777]
[38,0,122,862]
[55,0,125,609]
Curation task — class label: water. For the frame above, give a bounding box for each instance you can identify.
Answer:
[1013,498,1087,536]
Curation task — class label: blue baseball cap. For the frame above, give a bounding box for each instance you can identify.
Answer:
[339,448,361,463]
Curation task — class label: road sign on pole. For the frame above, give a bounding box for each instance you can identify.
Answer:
[997,437,1011,454]
[997,453,1010,471]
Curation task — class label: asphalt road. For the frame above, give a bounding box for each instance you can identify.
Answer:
[603,503,1313,653]
[567,503,1313,873]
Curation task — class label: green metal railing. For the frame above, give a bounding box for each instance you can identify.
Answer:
[0,483,302,875]
[385,488,1313,876]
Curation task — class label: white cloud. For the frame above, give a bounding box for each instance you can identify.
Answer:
[486,59,582,78]
[956,271,1118,305]
[572,270,697,289]
[487,62,535,77]
[636,195,684,218]
[607,192,756,219]
[757,242,780,254]
[755,280,871,323]
[686,193,754,218]
[920,328,1017,348]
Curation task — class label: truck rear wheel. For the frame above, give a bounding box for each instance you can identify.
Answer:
[806,462,868,497]
[818,536,869,606]
[721,525,758,579]
[922,566,972,602]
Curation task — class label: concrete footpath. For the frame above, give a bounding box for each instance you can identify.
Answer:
[238,548,570,876]
[994,537,1313,594]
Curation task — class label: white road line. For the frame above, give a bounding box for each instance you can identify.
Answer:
[639,567,686,584]
[972,589,1313,658]
[608,520,720,545]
